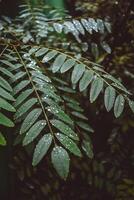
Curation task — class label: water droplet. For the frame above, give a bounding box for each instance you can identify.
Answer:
[48,108,51,112]
[94,75,97,80]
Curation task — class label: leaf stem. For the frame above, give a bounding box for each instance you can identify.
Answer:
[0,45,8,57]
[13,46,56,145]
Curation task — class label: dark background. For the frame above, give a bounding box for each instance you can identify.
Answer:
[0,0,19,17]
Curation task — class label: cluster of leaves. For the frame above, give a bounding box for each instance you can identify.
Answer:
[0,0,133,191]
[67,0,134,199]
[19,3,111,41]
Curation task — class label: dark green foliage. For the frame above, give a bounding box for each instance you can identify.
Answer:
[0,0,134,199]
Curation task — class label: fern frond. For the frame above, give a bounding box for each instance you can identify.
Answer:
[28,46,133,118]
[0,49,15,113]
[18,3,111,47]
[1,45,92,179]
[0,47,16,145]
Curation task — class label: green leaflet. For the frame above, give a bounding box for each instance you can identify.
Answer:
[114,94,125,118]
[38,86,62,103]
[20,108,42,134]
[0,59,15,69]
[42,96,58,106]
[0,67,14,78]
[52,54,67,73]
[0,87,15,101]
[72,19,85,35]
[104,21,111,33]
[103,74,131,95]
[13,80,30,95]
[93,66,106,73]
[37,81,56,92]
[97,19,104,33]
[66,102,83,112]
[81,19,92,33]
[55,133,82,157]
[3,54,18,62]
[10,64,23,71]
[91,43,99,59]
[58,86,76,93]
[51,146,70,180]
[103,74,122,85]
[129,100,134,113]
[33,77,46,86]
[0,112,14,127]
[63,21,80,41]
[11,71,26,83]
[90,77,104,103]
[82,140,93,159]
[31,71,51,83]
[23,120,46,146]
[50,119,78,141]
[53,23,63,33]
[76,121,94,133]
[19,12,31,18]
[71,111,88,120]
[52,77,68,86]
[0,76,13,92]
[112,83,131,95]
[29,46,40,55]
[101,41,111,54]
[42,50,58,63]
[35,47,49,57]
[63,95,80,105]
[14,98,37,120]
[60,59,76,73]
[0,132,7,146]
[71,64,85,84]
[46,105,73,126]
[32,133,52,166]
[14,89,33,108]
[79,70,94,92]
[0,97,16,112]
[104,86,116,112]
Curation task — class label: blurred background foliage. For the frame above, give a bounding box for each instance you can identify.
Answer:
[0,0,134,199]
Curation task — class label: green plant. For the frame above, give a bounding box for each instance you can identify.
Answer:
[0,1,133,182]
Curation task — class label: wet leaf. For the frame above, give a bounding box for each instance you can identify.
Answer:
[51,146,70,180]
